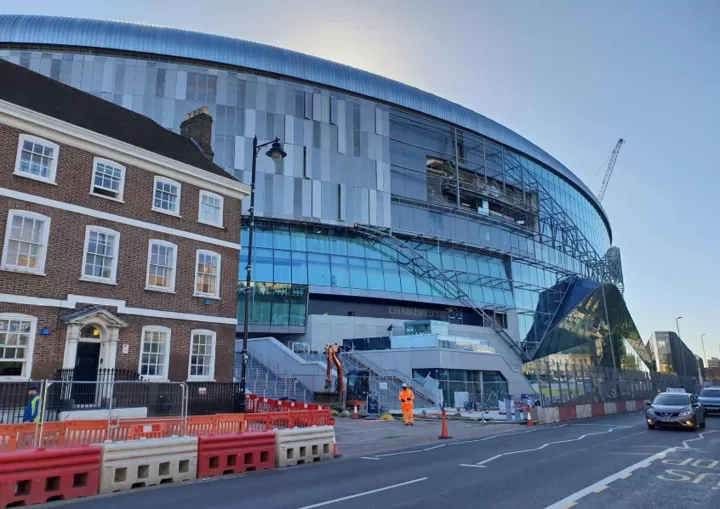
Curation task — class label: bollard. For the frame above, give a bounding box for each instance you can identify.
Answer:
[438,408,452,439]
[526,405,533,426]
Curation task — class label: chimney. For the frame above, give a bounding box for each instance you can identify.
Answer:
[180,106,215,161]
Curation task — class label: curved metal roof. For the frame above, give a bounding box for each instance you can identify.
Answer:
[0,14,609,231]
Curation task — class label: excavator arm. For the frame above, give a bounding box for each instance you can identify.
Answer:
[323,344,345,396]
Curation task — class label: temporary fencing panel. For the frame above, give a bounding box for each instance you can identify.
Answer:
[0,446,101,507]
[196,432,275,478]
[100,436,198,494]
[0,423,37,452]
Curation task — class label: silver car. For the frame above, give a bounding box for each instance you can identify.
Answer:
[646,392,707,430]
[698,387,720,415]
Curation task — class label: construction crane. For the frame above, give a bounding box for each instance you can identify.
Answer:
[597,138,625,202]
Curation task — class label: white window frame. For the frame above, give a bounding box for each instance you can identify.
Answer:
[80,225,120,285]
[145,240,178,293]
[13,134,60,185]
[152,176,182,217]
[1,210,51,276]
[138,325,171,380]
[193,249,221,299]
[0,313,37,381]
[188,329,216,381]
[197,190,224,228]
[90,157,126,202]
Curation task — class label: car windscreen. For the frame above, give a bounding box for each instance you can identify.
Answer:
[700,389,720,398]
[653,394,690,406]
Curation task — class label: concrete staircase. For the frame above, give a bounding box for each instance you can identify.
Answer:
[235,353,314,403]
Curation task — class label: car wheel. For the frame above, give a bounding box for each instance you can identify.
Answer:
[647,424,655,429]
[700,420,706,429]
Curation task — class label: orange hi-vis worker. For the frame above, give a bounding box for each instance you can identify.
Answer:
[398,383,415,426]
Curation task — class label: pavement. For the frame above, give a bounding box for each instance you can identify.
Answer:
[38,412,720,509]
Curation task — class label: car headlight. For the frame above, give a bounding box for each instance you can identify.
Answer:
[679,410,693,417]
[646,409,656,416]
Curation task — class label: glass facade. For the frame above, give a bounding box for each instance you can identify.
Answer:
[523,279,653,379]
[0,45,626,369]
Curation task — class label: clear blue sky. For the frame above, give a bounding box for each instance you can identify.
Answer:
[6,1,719,359]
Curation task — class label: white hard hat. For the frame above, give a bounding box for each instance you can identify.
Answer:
[402,383,408,388]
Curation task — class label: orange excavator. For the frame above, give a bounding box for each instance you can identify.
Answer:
[314,343,369,410]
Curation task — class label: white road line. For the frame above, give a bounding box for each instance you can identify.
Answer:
[295,477,429,509]
[460,426,632,468]
[543,448,676,509]
[361,457,381,460]
[681,430,718,449]
[371,425,566,458]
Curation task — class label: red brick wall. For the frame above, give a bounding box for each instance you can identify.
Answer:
[0,119,243,380]
[0,124,242,244]
[0,199,238,317]
[0,303,236,381]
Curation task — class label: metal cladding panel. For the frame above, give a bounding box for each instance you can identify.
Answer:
[0,14,607,222]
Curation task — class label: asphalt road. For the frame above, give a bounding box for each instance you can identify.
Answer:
[40,412,720,509]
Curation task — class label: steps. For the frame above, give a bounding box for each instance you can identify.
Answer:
[235,353,314,403]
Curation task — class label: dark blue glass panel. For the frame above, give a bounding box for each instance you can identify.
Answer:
[331,255,350,287]
[273,249,291,283]
[383,261,401,292]
[254,248,274,282]
[307,232,330,253]
[348,257,368,290]
[291,251,308,284]
[254,226,273,248]
[274,226,291,249]
[290,228,307,251]
[366,259,385,291]
[307,253,331,285]
[399,265,417,294]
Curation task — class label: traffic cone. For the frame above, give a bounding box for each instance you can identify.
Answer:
[333,441,342,458]
[438,408,452,439]
[352,405,359,419]
[526,405,533,426]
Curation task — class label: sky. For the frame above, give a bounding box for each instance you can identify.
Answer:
[3,0,719,360]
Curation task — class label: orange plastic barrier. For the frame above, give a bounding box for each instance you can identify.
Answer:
[186,415,218,436]
[0,407,331,452]
[215,414,246,434]
[0,423,37,452]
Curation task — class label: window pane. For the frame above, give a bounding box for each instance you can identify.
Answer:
[18,139,55,178]
[92,161,123,199]
[254,248,274,282]
[4,214,46,271]
[383,261,401,292]
[84,230,116,280]
[148,243,175,289]
[348,257,368,290]
[366,260,385,291]
[195,252,219,295]
[273,250,291,283]
[140,329,168,377]
[291,251,308,284]
[154,179,179,212]
[330,256,349,288]
[307,253,330,285]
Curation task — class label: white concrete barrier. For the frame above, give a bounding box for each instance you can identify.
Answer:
[100,436,198,494]
[626,400,637,412]
[604,402,617,415]
[534,407,560,424]
[576,404,592,419]
[274,426,335,467]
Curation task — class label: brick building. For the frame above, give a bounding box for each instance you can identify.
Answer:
[0,60,249,382]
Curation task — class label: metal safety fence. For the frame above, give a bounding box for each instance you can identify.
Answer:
[525,361,698,406]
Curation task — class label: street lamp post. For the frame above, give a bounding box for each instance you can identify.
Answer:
[237,136,287,413]
[701,334,708,366]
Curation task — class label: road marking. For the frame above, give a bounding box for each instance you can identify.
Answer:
[592,485,608,493]
[369,425,566,459]
[294,477,429,509]
[682,431,718,450]
[459,464,487,468]
[461,426,632,468]
[361,457,381,460]
[543,448,676,509]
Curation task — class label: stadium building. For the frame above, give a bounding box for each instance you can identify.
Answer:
[0,15,653,404]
